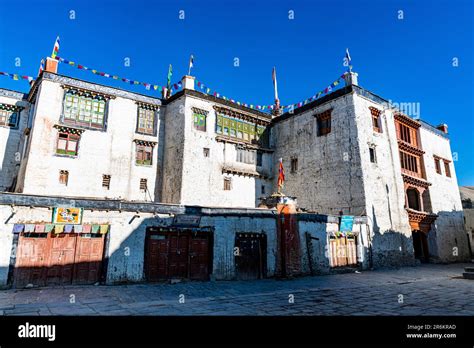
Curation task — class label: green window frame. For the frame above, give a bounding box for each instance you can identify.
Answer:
[193,112,206,131]
[63,93,106,129]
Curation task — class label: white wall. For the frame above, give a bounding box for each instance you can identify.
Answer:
[271,93,366,215]
[0,91,28,191]
[352,94,415,267]
[17,78,161,201]
[420,126,470,261]
[163,93,273,208]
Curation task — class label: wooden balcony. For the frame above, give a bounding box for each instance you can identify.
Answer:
[406,208,437,233]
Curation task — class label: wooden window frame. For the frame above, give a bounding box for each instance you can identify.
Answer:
[102,174,111,190]
[400,151,420,177]
[56,132,80,156]
[316,110,332,136]
[136,107,156,135]
[443,160,451,177]
[434,157,442,175]
[224,177,232,191]
[369,107,382,133]
[59,170,69,186]
[0,108,19,128]
[136,144,153,166]
[140,178,148,191]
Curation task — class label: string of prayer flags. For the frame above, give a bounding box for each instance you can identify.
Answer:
[0,71,35,83]
[53,56,183,94]
[195,72,347,114]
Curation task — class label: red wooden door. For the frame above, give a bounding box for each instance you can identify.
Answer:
[13,233,49,287]
[46,234,77,285]
[189,237,210,280]
[168,234,189,278]
[145,234,168,281]
[73,234,105,284]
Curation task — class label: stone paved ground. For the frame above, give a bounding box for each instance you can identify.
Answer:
[0,263,472,316]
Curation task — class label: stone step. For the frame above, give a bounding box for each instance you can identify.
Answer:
[465,267,474,272]
[462,272,474,280]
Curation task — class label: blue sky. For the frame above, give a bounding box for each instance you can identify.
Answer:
[0,0,472,185]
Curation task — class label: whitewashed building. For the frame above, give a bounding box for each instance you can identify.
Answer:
[0,58,469,288]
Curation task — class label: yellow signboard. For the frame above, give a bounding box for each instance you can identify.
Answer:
[52,207,83,224]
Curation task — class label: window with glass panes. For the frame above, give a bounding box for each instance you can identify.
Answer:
[137,107,155,135]
[0,104,19,127]
[216,114,259,142]
[56,132,80,156]
[193,111,206,131]
[63,93,106,129]
[136,144,153,165]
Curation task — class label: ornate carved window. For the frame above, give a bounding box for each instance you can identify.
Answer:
[62,89,108,130]
[54,125,84,157]
[136,104,157,135]
[134,140,156,166]
[0,103,22,128]
[192,107,208,132]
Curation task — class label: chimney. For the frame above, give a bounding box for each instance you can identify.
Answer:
[436,123,448,134]
[344,71,358,87]
[44,57,58,74]
[181,75,195,90]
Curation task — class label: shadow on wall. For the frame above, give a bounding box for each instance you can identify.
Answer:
[427,209,471,263]
[5,215,218,289]
[1,119,22,193]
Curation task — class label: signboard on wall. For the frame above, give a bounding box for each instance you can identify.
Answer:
[173,215,201,227]
[340,215,354,232]
[52,207,83,224]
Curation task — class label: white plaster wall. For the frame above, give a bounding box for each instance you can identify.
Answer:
[199,215,277,279]
[420,126,470,261]
[18,80,160,201]
[298,220,331,274]
[271,94,366,215]
[161,96,186,203]
[352,94,415,267]
[165,94,273,207]
[0,94,29,191]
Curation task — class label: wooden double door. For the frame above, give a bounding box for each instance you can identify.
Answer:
[145,228,212,281]
[13,232,105,287]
